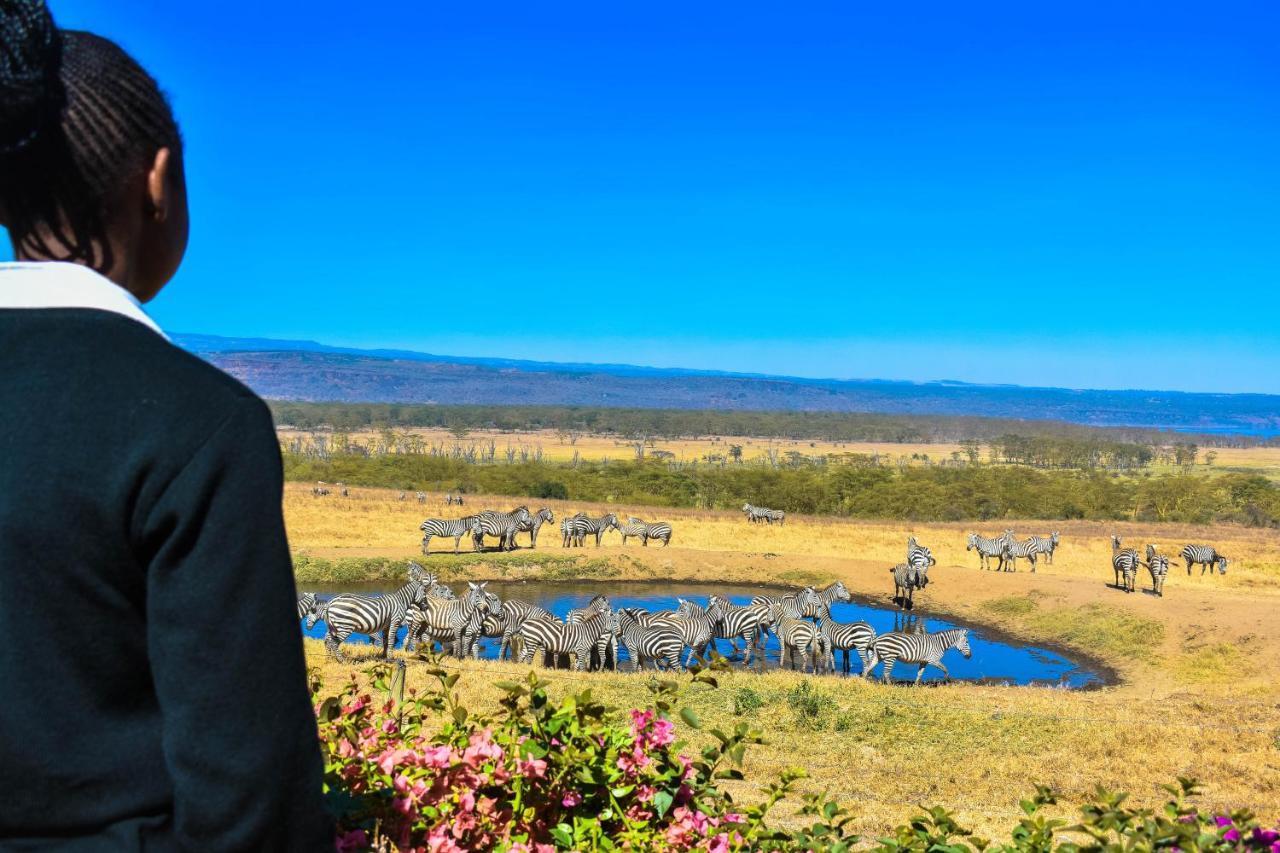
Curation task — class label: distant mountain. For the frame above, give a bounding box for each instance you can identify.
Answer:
[173,333,1280,435]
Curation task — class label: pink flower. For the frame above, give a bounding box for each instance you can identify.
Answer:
[649,718,675,748]
[420,745,455,768]
[706,833,730,853]
[381,718,399,734]
[377,748,415,775]
[518,756,548,779]
[426,825,465,853]
[334,829,368,852]
[722,813,745,824]
[636,784,656,803]
[562,790,583,808]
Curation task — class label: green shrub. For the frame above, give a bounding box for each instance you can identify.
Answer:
[732,686,764,716]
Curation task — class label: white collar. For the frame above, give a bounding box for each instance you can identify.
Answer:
[0,261,167,339]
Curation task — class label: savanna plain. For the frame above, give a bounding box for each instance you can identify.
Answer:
[288,446,1280,838]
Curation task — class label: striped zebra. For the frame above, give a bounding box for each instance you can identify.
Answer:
[404,582,491,657]
[616,608,683,671]
[567,513,619,547]
[312,486,330,497]
[1111,535,1140,593]
[560,512,586,547]
[906,536,937,571]
[518,507,555,548]
[966,531,1011,571]
[816,615,876,674]
[672,598,722,666]
[444,493,465,506]
[742,503,765,524]
[803,581,851,617]
[1003,538,1039,573]
[494,598,557,660]
[322,569,426,661]
[419,515,479,554]
[749,586,821,645]
[625,517,673,547]
[567,594,615,670]
[472,507,533,551]
[1147,551,1170,597]
[1028,532,1060,565]
[864,628,972,684]
[742,503,785,525]
[297,592,318,621]
[890,562,928,609]
[617,519,648,545]
[415,491,427,504]
[765,598,823,672]
[706,595,773,664]
[1181,544,1228,576]
[517,608,618,671]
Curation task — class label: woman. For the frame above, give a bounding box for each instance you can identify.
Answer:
[1,2,332,849]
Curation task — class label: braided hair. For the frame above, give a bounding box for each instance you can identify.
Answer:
[0,0,180,271]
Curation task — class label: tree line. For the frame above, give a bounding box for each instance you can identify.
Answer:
[281,451,1280,527]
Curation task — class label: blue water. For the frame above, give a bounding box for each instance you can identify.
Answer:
[302,581,1106,688]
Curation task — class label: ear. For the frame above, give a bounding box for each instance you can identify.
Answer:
[146,147,177,222]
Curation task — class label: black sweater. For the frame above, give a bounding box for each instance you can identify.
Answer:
[0,308,332,850]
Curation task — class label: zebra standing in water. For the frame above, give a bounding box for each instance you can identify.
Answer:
[517,507,555,548]
[496,598,557,661]
[864,628,972,684]
[966,531,1011,571]
[672,598,722,666]
[1028,532,1060,565]
[473,507,533,551]
[626,517,673,547]
[567,594,615,670]
[517,608,618,671]
[297,592,318,621]
[322,567,426,661]
[1003,538,1039,573]
[765,594,823,673]
[419,515,479,553]
[404,582,491,657]
[890,562,928,609]
[616,608,684,671]
[1181,544,1229,576]
[800,581,852,617]
[1111,535,1140,593]
[706,595,773,664]
[816,615,876,674]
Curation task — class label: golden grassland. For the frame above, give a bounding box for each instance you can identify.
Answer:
[292,484,1280,836]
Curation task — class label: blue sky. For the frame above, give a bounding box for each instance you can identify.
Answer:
[7,2,1279,392]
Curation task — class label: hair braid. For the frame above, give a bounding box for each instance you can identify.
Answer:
[1,0,180,270]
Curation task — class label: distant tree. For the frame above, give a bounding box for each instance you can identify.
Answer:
[1205,450,1218,467]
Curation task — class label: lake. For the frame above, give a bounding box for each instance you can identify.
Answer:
[301,580,1108,688]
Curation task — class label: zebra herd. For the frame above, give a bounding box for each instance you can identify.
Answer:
[1110,537,1228,596]
[741,503,786,525]
[417,506,674,554]
[298,568,973,683]
[965,530,1059,572]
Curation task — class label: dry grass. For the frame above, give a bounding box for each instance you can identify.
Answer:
[291,482,1280,836]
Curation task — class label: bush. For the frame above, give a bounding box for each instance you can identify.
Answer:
[314,663,1278,852]
[731,687,764,716]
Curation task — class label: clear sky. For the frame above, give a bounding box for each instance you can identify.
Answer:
[7,2,1279,393]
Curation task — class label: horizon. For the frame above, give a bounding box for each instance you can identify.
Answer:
[5,1,1279,394]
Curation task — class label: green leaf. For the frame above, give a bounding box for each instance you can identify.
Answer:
[680,707,701,729]
[653,790,675,818]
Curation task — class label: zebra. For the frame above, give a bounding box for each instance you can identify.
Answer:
[706,595,773,664]
[616,608,683,671]
[625,516,673,547]
[345,565,456,649]
[518,507,555,548]
[890,562,928,609]
[560,513,586,547]
[296,592,318,621]
[472,507,533,551]
[749,586,820,646]
[742,503,765,524]
[567,594,615,670]
[906,536,936,572]
[404,581,491,656]
[312,486,330,497]
[1181,544,1228,576]
[742,503,785,525]
[802,581,851,618]
[617,519,649,545]
[765,598,822,673]
[322,568,426,661]
[1028,532,1060,565]
[864,628,972,684]
[816,614,876,674]
[517,608,618,671]
[966,532,1010,571]
[419,515,480,553]
[672,598,722,666]
[489,598,557,661]
[1111,535,1140,593]
[1003,538,1039,573]
[398,491,407,501]
[1147,551,1171,597]
[415,491,427,504]
[445,492,465,506]
[568,513,619,547]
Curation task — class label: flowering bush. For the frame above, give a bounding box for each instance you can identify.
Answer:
[313,661,1276,852]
